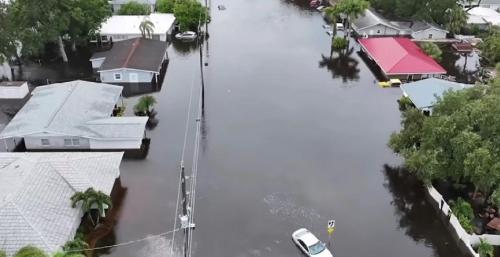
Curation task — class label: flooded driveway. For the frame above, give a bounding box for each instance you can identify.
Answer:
[99,0,466,256]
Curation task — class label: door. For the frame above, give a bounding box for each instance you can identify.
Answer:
[129,73,139,83]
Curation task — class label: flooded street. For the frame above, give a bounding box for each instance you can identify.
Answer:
[3,0,468,256]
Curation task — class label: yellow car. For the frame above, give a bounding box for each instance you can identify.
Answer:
[378,79,402,88]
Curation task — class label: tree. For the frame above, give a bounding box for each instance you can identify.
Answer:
[174,0,210,32]
[157,0,176,13]
[134,95,157,116]
[324,6,341,40]
[446,5,468,35]
[139,19,155,39]
[71,188,112,226]
[478,239,494,257]
[0,3,20,63]
[420,42,442,61]
[335,0,370,38]
[118,1,151,15]
[480,32,500,65]
[14,246,49,257]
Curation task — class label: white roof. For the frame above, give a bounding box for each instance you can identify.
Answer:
[99,13,176,35]
[0,152,123,256]
[468,7,500,25]
[0,80,148,140]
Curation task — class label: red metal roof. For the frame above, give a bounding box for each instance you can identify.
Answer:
[358,37,446,75]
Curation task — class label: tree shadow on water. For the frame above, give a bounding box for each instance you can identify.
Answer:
[319,46,360,83]
[382,164,466,257]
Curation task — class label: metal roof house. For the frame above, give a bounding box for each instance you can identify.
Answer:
[352,9,448,40]
[461,0,500,10]
[0,80,148,150]
[400,78,472,112]
[90,38,168,87]
[359,37,447,80]
[97,13,175,42]
[0,152,123,256]
[111,0,156,14]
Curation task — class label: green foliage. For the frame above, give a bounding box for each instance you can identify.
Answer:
[53,252,85,257]
[446,5,468,35]
[118,1,151,15]
[397,96,414,112]
[420,42,442,61]
[334,0,369,37]
[0,3,19,62]
[451,197,475,233]
[157,0,176,13]
[478,239,494,257]
[62,238,88,255]
[389,78,500,193]
[71,187,112,226]
[480,31,500,66]
[491,188,500,208]
[134,95,157,115]
[139,19,155,39]
[332,37,348,51]
[67,0,112,45]
[14,246,49,257]
[174,0,210,32]
[0,250,6,257]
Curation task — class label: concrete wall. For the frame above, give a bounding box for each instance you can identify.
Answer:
[357,24,401,37]
[0,82,29,99]
[90,58,105,69]
[24,135,91,150]
[412,29,447,40]
[90,139,143,149]
[100,69,155,84]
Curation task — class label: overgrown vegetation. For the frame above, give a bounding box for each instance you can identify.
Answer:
[420,42,442,61]
[134,95,157,116]
[117,1,151,15]
[478,238,494,257]
[174,0,210,32]
[332,37,348,51]
[451,197,474,233]
[157,0,176,13]
[13,246,49,257]
[480,28,500,66]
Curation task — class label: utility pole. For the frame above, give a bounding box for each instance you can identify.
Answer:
[180,163,189,257]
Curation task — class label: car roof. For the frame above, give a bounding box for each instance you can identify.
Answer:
[298,231,320,246]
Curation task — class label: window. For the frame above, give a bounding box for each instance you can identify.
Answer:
[428,34,433,39]
[72,139,80,145]
[114,73,122,80]
[377,29,381,34]
[64,139,72,146]
[298,240,308,251]
[41,139,50,146]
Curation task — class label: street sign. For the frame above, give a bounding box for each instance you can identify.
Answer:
[327,220,335,236]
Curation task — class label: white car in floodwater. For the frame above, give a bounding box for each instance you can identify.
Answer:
[175,31,197,40]
[292,228,333,257]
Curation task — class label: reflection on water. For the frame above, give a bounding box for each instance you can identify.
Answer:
[319,46,360,83]
[439,45,480,84]
[382,165,465,257]
[171,39,202,56]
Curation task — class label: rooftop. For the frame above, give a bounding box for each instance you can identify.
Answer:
[0,80,148,140]
[0,152,123,256]
[359,37,447,75]
[401,78,472,109]
[467,7,500,25]
[352,9,399,31]
[99,13,175,36]
[0,81,26,87]
[92,37,167,72]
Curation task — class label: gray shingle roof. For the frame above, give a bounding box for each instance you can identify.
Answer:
[0,152,123,256]
[352,9,399,31]
[401,78,472,109]
[93,38,167,72]
[0,80,147,140]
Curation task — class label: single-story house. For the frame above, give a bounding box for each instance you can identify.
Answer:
[352,9,448,39]
[0,80,148,150]
[90,38,168,86]
[400,78,473,113]
[97,13,175,42]
[351,9,402,37]
[111,0,156,13]
[461,0,500,10]
[0,152,123,256]
[0,81,28,99]
[359,37,447,80]
[467,7,500,27]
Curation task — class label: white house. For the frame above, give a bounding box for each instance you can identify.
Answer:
[408,22,448,40]
[461,0,500,10]
[0,80,148,150]
[467,7,500,27]
[0,152,123,256]
[111,0,156,13]
[0,81,28,99]
[90,37,168,86]
[97,13,175,42]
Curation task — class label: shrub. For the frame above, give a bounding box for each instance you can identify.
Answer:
[451,197,475,233]
[14,246,49,257]
[478,238,494,257]
[397,96,414,112]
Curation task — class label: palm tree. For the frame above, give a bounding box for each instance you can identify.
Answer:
[447,5,468,35]
[134,95,157,116]
[13,246,49,257]
[139,19,155,39]
[335,0,369,38]
[324,6,341,41]
[71,188,112,226]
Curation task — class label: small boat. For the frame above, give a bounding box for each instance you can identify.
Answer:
[175,31,197,40]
